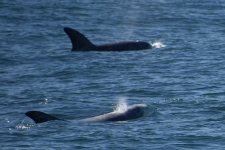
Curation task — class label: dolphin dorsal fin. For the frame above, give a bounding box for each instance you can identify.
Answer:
[64,27,95,51]
[25,111,60,124]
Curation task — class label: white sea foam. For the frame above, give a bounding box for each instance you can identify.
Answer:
[16,124,33,129]
[16,119,33,129]
[151,41,166,48]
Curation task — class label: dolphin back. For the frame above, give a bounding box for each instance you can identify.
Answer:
[82,104,147,122]
[64,27,152,51]
[25,104,147,124]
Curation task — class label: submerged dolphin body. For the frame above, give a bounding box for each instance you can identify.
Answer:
[64,27,152,51]
[25,104,147,124]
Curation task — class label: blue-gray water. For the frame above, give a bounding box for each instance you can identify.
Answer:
[1,0,225,149]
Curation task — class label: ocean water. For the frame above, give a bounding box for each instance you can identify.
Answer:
[1,0,225,149]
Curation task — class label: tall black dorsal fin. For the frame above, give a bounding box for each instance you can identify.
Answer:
[64,27,95,51]
[25,111,60,124]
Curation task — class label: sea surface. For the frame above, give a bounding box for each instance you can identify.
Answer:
[1,0,225,149]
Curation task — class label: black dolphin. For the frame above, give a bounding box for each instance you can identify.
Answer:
[25,104,147,124]
[64,27,152,51]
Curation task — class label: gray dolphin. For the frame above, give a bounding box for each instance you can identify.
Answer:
[25,104,147,124]
[64,27,152,51]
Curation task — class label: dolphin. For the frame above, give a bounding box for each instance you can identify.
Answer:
[25,104,147,124]
[64,27,152,51]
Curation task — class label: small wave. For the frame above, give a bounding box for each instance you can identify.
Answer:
[151,41,166,48]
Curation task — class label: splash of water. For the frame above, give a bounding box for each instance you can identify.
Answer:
[15,119,34,129]
[16,124,33,129]
[151,41,166,48]
[114,97,128,113]
[39,98,49,105]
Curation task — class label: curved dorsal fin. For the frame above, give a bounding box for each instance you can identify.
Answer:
[25,111,60,124]
[64,27,95,51]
